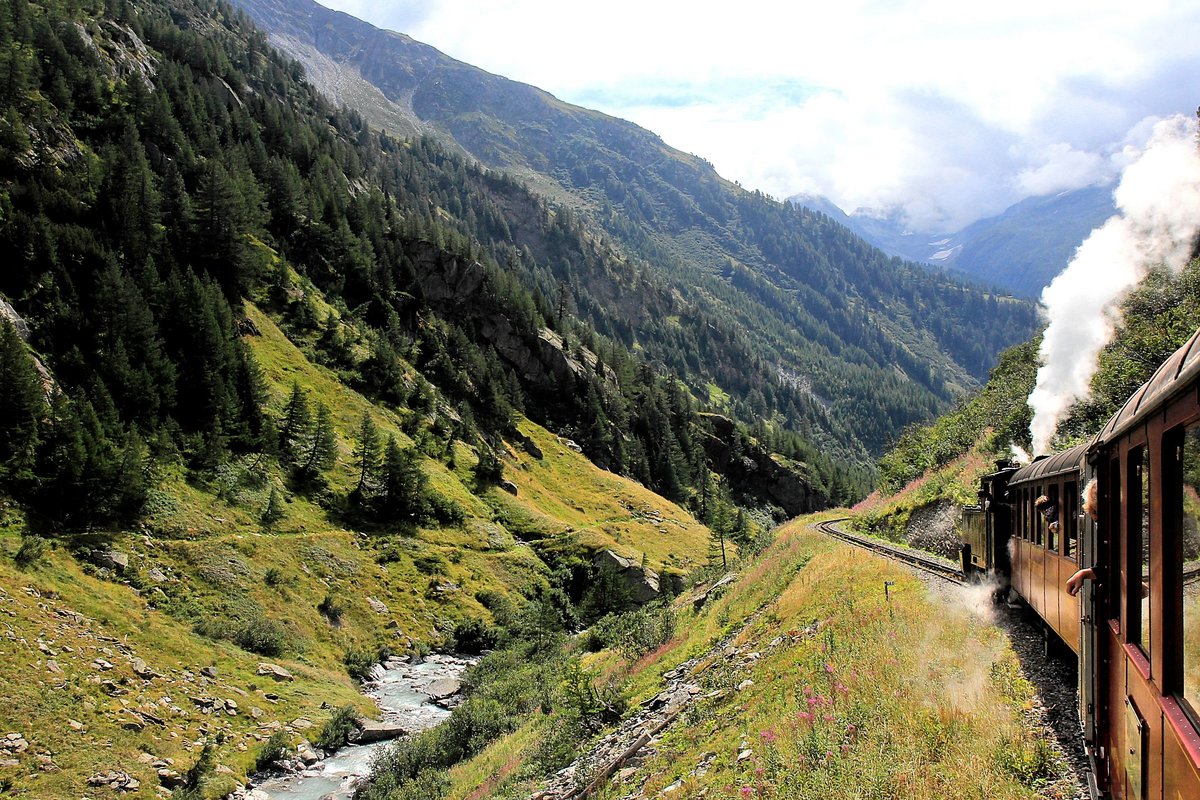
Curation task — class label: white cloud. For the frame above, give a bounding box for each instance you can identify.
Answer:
[313,0,1200,229]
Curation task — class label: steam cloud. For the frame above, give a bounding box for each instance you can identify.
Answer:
[1028,115,1200,454]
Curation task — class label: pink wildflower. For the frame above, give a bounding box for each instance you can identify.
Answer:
[797,711,812,723]
[823,713,835,722]
[740,787,753,799]
[759,729,778,745]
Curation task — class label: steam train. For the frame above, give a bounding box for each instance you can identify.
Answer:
[961,328,1200,800]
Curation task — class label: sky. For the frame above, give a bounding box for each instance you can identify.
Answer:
[315,0,1200,232]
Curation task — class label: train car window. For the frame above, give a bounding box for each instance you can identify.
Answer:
[1108,459,1122,623]
[1065,481,1078,560]
[1035,485,1044,547]
[1130,447,1151,659]
[1180,425,1200,719]
[1024,487,1031,540]
[1045,484,1060,552]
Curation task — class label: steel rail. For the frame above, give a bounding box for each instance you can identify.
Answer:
[814,517,966,585]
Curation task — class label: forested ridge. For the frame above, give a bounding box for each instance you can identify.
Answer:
[0,0,872,540]
[231,0,1042,464]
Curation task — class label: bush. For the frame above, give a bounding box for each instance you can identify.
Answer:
[318,593,343,624]
[232,616,290,656]
[254,731,290,772]
[314,705,360,751]
[14,535,47,569]
[449,617,497,655]
[584,604,676,659]
[344,644,390,682]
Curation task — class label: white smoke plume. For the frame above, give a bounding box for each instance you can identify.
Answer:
[1009,443,1031,467]
[1028,115,1200,454]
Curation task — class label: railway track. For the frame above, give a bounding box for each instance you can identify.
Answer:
[814,517,966,585]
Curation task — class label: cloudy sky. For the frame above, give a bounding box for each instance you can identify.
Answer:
[317,0,1199,231]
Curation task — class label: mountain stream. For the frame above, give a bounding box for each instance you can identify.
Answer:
[254,654,472,800]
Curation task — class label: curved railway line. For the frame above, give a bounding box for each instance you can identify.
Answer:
[813,517,965,585]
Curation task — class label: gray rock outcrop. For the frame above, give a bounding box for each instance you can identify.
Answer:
[593,550,663,606]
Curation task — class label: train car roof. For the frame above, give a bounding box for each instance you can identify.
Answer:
[1009,441,1089,485]
[1096,326,1200,446]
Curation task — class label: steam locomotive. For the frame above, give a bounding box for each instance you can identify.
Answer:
[961,328,1200,800]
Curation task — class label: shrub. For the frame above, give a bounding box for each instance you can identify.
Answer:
[412,552,446,575]
[449,617,497,654]
[318,593,343,624]
[14,535,47,569]
[254,731,290,772]
[314,705,360,751]
[344,645,389,682]
[427,491,465,525]
[584,604,676,659]
[232,616,290,656]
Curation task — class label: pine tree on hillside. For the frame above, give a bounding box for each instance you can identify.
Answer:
[351,412,381,500]
[278,382,311,464]
[0,319,44,485]
[378,435,427,522]
[300,403,337,479]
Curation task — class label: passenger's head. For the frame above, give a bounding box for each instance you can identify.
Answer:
[1082,478,1099,521]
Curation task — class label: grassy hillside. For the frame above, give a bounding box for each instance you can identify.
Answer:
[0,295,712,798]
[425,515,1076,799]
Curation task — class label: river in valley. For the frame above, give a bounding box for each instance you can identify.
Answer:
[254,654,473,800]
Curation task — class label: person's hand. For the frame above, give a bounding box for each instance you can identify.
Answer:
[1066,568,1093,597]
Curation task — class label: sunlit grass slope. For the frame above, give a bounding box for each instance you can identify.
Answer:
[0,301,711,797]
[443,513,1074,799]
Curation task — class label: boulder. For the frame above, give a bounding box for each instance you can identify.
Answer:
[692,572,738,611]
[593,550,660,605]
[295,741,319,766]
[349,720,408,744]
[366,596,389,614]
[423,677,462,701]
[256,663,294,681]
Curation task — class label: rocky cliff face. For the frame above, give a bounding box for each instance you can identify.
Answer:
[404,238,613,392]
[697,414,822,517]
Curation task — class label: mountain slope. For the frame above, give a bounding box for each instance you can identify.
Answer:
[230,0,1040,462]
[792,187,1115,299]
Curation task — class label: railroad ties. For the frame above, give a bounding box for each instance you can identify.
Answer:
[813,518,965,585]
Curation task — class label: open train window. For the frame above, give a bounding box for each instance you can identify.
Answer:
[1064,480,1078,559]
[1036,485,1045,547]
[1046,484,1060,552]
[1129,447,1151,660]
[1177,425,1200,722]
[1023,487,1031,540]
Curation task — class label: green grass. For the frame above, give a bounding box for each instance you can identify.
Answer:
[437,513,1076,799]
[0,296,716,797]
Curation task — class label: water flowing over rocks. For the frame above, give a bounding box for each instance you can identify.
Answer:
[251,653,474,800]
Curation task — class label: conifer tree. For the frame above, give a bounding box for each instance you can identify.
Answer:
[278,382,311,464]
[352,412,381,500]
[0,319,44,485]
[261,487,285,527]
[301,403,337,477]
[379,435,426,521]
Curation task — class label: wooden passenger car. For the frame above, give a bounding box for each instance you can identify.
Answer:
[1007,443,1088,656]
[1083,329,1200,800]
